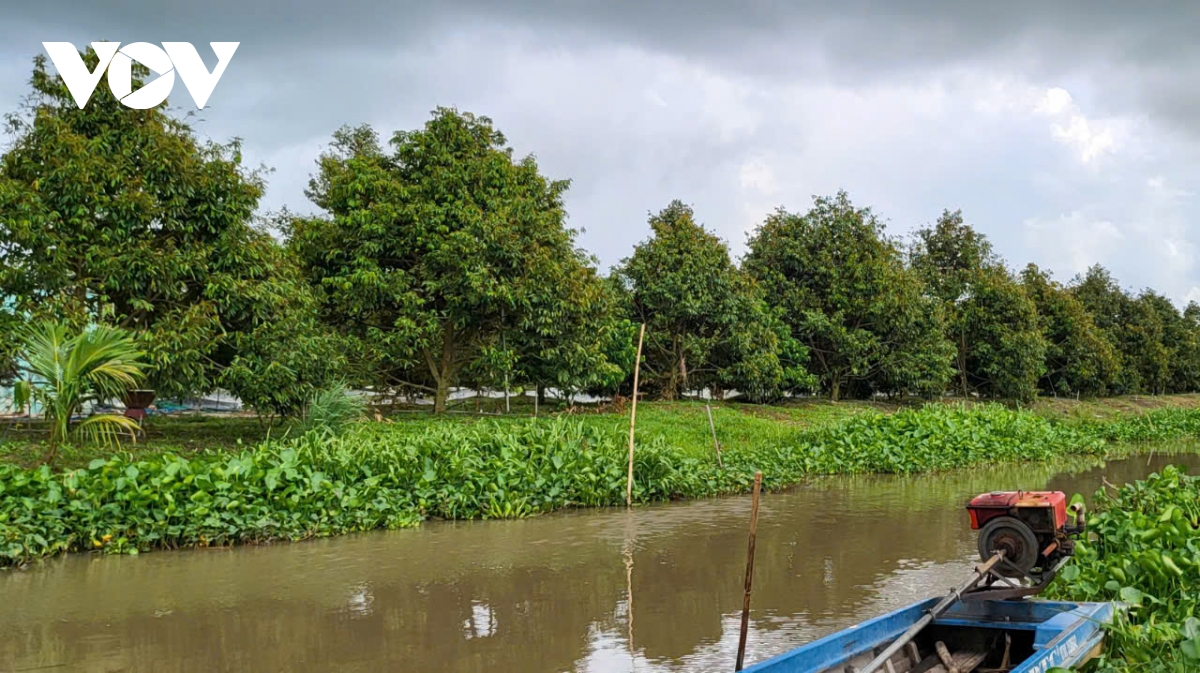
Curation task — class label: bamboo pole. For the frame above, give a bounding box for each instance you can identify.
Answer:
[623,510,637,661]
[735,471,763,672]
[706,402,723,468]
[626,323,646,508]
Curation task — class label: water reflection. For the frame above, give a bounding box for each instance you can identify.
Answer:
[2,449,1197,672]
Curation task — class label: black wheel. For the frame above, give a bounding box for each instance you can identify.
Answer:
[978,516,1040,577]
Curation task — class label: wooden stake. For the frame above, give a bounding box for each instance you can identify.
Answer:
[626,323,646,508]
[735,471,763,672]
[706,402,723,468]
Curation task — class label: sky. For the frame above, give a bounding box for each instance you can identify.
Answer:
[4,2,1200,304]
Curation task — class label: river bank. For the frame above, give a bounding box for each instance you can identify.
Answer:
[4,398,1200,567]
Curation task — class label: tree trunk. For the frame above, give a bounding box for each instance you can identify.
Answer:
[958,332,970,397]
[830,378,841,402]
[537,384,546,408]
[434,377,450,414]
[663,334,681,400]
[428,327,457,414]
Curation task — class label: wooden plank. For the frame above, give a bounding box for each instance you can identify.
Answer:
[924,650,988,673]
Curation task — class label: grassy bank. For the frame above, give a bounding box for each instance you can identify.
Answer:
[1047,465,1200,672]
[5,394,1200,470]
[5,399,1200,566]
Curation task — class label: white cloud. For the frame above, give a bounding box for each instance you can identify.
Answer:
[1032,86,1129,165]
[1024,175,1198,303]
[1024,211,1124,277]
[1035,87,1074,115]
[739,157,778,195]
[974,83,1132,166]
[1052,115,1118,164]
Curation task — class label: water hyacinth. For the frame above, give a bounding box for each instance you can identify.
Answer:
[1047,466,1200,671]
[2,403,1200,567]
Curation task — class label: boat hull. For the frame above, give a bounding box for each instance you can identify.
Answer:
[739,598,1115,673]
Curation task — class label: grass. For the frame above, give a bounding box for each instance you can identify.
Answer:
[0,415,286,468]
[4,394,1200,470]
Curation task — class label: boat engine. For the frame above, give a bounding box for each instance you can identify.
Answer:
[966,491,1086,587]
[849,494,1094,671]
[854,491,1092,673]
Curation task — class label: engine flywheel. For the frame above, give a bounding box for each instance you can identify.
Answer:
[977,516,1040,577]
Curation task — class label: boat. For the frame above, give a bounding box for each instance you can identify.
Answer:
[740,597,1116,673]
[735,489,1120,672]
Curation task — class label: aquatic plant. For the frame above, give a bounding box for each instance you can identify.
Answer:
[1086,407,1200,444]
[794,403,1106,474]
[1047,466,1200,670]
[0,402,1164,567]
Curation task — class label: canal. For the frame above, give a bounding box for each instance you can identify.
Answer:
[2,448,1197,672]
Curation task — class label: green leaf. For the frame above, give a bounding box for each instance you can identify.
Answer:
[1119,586,1144,606]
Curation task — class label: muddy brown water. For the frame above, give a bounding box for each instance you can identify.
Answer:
[3,448,1199,673]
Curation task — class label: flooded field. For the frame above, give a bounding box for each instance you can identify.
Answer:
[3,448,1198,672]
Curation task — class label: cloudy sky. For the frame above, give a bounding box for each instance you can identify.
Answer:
[5,2,1200,303]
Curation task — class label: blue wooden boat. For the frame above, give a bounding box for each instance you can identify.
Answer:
[728,489,1120,672]
[741,598,1116,673]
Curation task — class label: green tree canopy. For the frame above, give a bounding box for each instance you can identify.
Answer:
[744,192,953,401]
[612,200,809,401]
[290,109,618,412]
[0,49,341,415]
[1019,264,1119,396]
[502,251,631,403]
[1071,265,1149,394]
[1139,290,1199,394]
[910,210,1045,401]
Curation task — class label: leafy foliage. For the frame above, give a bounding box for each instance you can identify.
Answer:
[12,321,146,463]
[613,200,812,401]
[0,48,341,415]
[910,210,1046,401]
[744,192,954,400]
[1047,466,1200,670]
[506,255,631,400]
[1021,264,1120,396]
[1069,265,1196,397]
[290,110,618,411]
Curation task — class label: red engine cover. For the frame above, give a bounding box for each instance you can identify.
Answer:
[967,491,1067,530]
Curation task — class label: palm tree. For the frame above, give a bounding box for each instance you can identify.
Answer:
[13,321,147,464]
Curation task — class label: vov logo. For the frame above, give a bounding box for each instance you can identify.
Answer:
[42,42,239,110]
